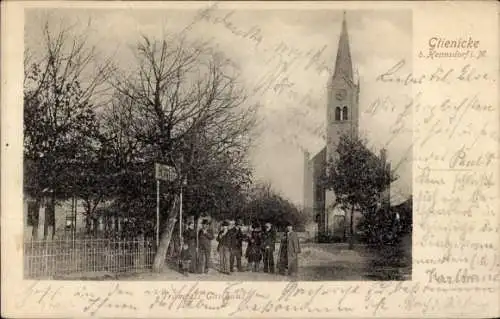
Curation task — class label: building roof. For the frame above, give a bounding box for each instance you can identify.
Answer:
[333,12,353,81]
[391,195,412,210]
[389,177,412,206]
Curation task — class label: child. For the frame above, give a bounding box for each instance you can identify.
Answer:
[179,242,192,276]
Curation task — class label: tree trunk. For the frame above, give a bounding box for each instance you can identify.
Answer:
[30,197,41,240]
[343,214,347,242]
[152,197,179,272]
[93,217,99,237]
[348,205,354,250]
[44,194,56,240]
[85,215,91,234]
[32,222,38,240]
[83,200,91,234]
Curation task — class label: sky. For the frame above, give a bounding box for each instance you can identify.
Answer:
[25,6,413,206]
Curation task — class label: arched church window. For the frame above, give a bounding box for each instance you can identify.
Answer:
[342,106,349,121]
[335,107,341,121]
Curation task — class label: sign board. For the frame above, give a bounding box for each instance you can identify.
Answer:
[155,163,177,182]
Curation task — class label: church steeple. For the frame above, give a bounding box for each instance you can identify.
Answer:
[333,11,353,81]
[326,10,359,161]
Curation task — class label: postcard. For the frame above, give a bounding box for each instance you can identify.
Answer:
[1,1,498,318]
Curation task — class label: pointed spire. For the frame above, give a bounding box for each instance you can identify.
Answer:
[333,11,353,81]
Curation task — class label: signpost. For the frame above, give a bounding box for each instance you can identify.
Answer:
[179,183,183,244]
[155,163,177,246]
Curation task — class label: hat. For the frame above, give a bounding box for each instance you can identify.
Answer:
[265,222,271,227]
[221,221,229,227]
[201,219,209,225]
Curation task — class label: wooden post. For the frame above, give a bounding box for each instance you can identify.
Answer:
[156,180,160,246]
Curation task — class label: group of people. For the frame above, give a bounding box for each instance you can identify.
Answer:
[178,218,301,277]
[179,219,214,275]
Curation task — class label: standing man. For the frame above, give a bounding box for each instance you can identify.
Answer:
[183,221,197,273]
[198,219,214,274]
[216,221,231,275]
[278,223,301,277]
[229,219,245,272]
[261,222,276,273]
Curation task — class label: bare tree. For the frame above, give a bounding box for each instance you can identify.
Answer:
[110,35,257,271]
[23,18,114,239]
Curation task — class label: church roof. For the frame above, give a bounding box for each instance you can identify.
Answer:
[333,12,353,82]
[391,196,412,210]
[307,146,326,168]
[389,178,412,206]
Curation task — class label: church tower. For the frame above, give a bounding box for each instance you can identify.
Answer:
[322,12,360,233]
[326,12,360,162]
[306,12,393,241]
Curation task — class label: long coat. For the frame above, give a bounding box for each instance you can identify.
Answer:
[216,230,231,252]
[183,228,198,272]
[228,227,245,251]
[278,231,301,271]
[183,229,197,249]
[245,230,263,262]
[261,229,276,252]
[198,228,214,252]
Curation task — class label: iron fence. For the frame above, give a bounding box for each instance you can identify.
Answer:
[24,238,156,279]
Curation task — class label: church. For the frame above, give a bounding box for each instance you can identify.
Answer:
[303,13,391,240]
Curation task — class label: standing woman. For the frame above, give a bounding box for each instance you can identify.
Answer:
[245,223,263,272]
[183,221,197,273]
[216,221,231,275]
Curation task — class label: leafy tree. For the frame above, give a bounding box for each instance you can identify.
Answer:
[23,19,113,239]
[242,183,307,231]
[323,135,396,249]
[70,132,120,235]
[97,93,155,232]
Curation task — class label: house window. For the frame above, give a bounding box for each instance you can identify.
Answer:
[342,106,349,120]
[335,107,341,121]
